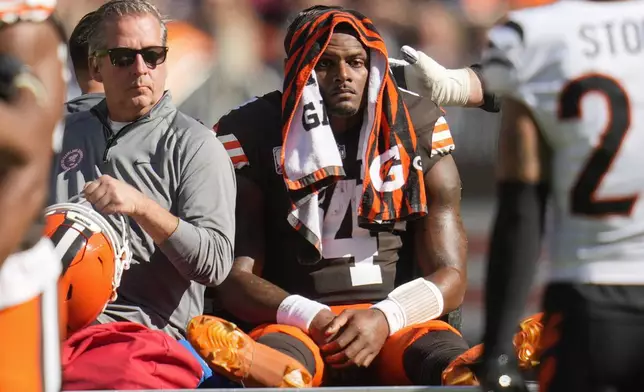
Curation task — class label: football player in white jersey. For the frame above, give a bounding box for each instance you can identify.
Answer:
[0,1,68,391]
[472,0,644,391]
[356,1,644,389]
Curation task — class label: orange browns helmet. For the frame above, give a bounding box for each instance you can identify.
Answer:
[43,202,132,337]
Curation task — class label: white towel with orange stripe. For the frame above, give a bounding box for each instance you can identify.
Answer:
[214,101,455,173]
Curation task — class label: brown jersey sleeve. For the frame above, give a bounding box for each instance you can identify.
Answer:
[213,91,283,186]
[400,90,455,175]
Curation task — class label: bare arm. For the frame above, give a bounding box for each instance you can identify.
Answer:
[214,174,289,324]
[496,98,550,183]
[482,97,550,363]
[318,154,468,367]
[413,154,468,314]
[0,21,66,265]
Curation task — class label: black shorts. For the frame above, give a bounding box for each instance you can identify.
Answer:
[539,283,644,392]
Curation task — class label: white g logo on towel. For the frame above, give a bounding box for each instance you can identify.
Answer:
[369,145,405,192]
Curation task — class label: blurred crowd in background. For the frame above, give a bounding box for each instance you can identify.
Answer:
[54,0,555,343]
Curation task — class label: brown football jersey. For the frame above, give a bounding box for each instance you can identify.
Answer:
[215,90,455,305]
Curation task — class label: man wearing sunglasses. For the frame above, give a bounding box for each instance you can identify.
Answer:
[50,0,236,341]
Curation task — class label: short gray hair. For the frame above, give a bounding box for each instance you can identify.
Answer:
[87,0,168,55]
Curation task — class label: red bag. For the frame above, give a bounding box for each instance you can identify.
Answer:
[62,322,202,390]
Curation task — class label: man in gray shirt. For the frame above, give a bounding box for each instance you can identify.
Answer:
[51,0,236,338]
[65,10,105,114]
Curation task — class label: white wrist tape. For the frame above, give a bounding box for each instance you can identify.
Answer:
[276,295,330,333]
[371,278,444,335]
[371,298,405,335]
[400,45,471,107]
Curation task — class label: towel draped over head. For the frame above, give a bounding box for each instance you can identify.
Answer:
[280,7,428,264]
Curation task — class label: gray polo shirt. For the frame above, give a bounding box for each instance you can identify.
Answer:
[51,92,235,338]
[64,92,105,115]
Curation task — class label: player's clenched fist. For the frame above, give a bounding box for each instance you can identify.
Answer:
[83,175,147,216]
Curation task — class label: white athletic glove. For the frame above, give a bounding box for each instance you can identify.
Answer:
[389,46,471,107]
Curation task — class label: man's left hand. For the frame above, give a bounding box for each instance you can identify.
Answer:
[83,174,147,216]
[320,308,389,369]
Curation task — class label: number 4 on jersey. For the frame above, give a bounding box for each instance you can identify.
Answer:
[559,74,638,217]
[320,179,383,287]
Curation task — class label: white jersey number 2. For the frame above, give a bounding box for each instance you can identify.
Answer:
[320,179,383,287]
[559,74,638,217]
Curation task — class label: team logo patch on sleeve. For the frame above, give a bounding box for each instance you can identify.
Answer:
[217,133,249,169]
[60,149,84,171]
[431,116,455,156]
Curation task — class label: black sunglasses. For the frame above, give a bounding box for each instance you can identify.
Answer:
[94,46,169,68]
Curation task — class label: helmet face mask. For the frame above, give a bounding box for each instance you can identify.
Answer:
[44,201,132,335]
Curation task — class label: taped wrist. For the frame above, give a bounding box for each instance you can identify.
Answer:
[276,295,329,333]
[372,278,444,336]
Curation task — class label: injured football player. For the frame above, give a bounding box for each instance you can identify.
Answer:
[189,4,539,388]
